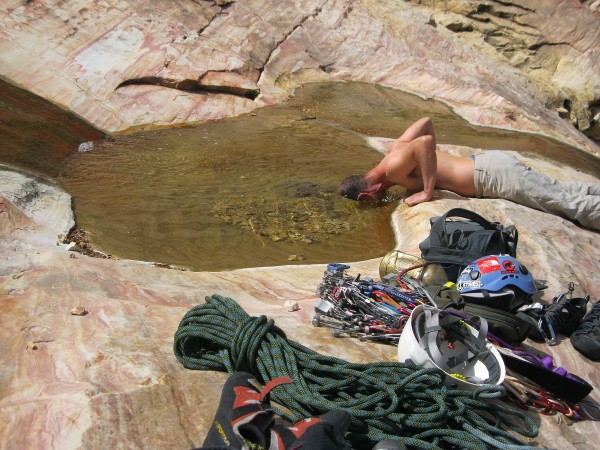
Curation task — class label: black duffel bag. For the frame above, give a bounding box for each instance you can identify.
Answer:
[419,208,518,281]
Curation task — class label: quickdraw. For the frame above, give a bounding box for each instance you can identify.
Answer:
[504,374,585,419]
[313,263,436,344]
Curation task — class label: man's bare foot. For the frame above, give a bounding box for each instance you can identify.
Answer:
[404,190,433,206]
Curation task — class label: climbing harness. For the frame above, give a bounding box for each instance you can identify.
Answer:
[313,263,436,345]
[174,294,541,449]
[495,344,593,405]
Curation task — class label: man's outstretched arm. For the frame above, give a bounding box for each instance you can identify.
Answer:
[398,117,437,143]
[404,135,437,206]
[385,117,437,154]
[384,118,438,206]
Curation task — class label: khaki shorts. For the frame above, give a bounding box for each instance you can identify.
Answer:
[473,151,523,199]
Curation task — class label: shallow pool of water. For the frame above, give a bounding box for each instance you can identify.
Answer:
[3,80,598,271]
[58,106,402,271]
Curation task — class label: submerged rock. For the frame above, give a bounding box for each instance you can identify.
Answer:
[211,188,352,243]
[78,142,95,153]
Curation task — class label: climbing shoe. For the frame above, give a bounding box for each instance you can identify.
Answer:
[200,371,292,450]
[571,299,600,361]
[270,410,352,450]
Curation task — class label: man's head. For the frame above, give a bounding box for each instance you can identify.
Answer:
[337,174,383,202]
[337,174,367,200]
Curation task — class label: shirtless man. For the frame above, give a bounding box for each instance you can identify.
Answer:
[338,117,600,230]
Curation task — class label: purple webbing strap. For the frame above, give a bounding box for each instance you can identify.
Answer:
[511,350,579,381]
[445,309,583,383]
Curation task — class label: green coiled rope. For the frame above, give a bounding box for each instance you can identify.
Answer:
[174,294,541,450]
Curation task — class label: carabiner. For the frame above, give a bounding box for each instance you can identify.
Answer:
[516,398,552,415]
[547,398,572,415]
[538,315,559,346]
[526,392,554,415]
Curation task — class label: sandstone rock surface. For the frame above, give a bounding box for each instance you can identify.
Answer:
[0,0,599,156]
[1,1,600,449]
[1,156,599,449]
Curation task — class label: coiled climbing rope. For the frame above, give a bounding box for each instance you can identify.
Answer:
[174,294,540,450]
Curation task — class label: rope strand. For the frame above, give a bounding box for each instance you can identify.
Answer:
[174,294,541,449]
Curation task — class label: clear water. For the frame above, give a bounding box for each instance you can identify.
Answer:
[58,107,399,271]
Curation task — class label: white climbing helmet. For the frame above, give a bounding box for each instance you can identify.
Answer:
[397,305,505,391]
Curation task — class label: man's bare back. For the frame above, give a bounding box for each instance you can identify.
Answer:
[383,141,476,202]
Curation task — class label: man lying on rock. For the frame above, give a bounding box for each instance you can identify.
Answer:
[337,117,600,231]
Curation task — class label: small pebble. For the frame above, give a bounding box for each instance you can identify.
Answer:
[71,306,88,316]
[67,242,83,252]
[285,300,300,312]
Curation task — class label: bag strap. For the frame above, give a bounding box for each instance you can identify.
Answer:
[430,208,500,247]
[503,224,518,257]
[441,208,500,231]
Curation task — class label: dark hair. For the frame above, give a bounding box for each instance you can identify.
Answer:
[337,174,367,200]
